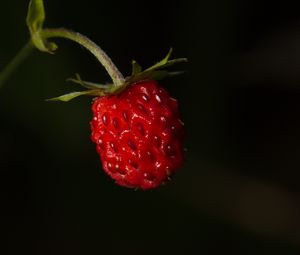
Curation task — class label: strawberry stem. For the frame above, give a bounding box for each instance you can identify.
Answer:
[0,27,125,89]
[41,28,125,86]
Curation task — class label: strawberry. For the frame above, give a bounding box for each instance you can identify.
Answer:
[90,80,184,189]
[49,48,187,189]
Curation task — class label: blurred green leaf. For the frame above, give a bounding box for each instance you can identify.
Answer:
[26,0,45,33]
[26,0,57,53]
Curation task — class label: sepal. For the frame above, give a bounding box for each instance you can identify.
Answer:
[46,89,105,102]
[67,74,111,90]
[145,48,174,71]
[126,48,187,84]
[131,60,142,75]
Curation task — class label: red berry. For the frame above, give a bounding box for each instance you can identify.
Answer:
[90,80,185,190]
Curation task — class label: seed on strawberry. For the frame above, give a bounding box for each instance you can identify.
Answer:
[90,80,185,189]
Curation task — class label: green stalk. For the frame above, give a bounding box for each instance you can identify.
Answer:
[41,28,125,86]
[0,41,34,89]
[0,28,125,90]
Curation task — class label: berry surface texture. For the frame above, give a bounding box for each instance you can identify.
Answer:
[90,80,184,190]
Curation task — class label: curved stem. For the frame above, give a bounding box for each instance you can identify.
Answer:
[41,28,125,86]
[0,41,34,89]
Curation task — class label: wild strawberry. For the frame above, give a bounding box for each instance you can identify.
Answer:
[90,80,184,189]
[49,48,187,189]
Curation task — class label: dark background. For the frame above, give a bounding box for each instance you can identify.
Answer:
[1,0,300,254]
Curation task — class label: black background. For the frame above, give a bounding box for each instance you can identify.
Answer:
[1,0,300,254]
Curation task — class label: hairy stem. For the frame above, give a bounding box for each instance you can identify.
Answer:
[0,41,34,89]
[41,28,125,86]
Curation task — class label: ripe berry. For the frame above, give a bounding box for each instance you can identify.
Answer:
[90,80,184,189]
[49,47,187,189]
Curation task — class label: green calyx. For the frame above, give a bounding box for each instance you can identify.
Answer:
[48,48,187,102]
